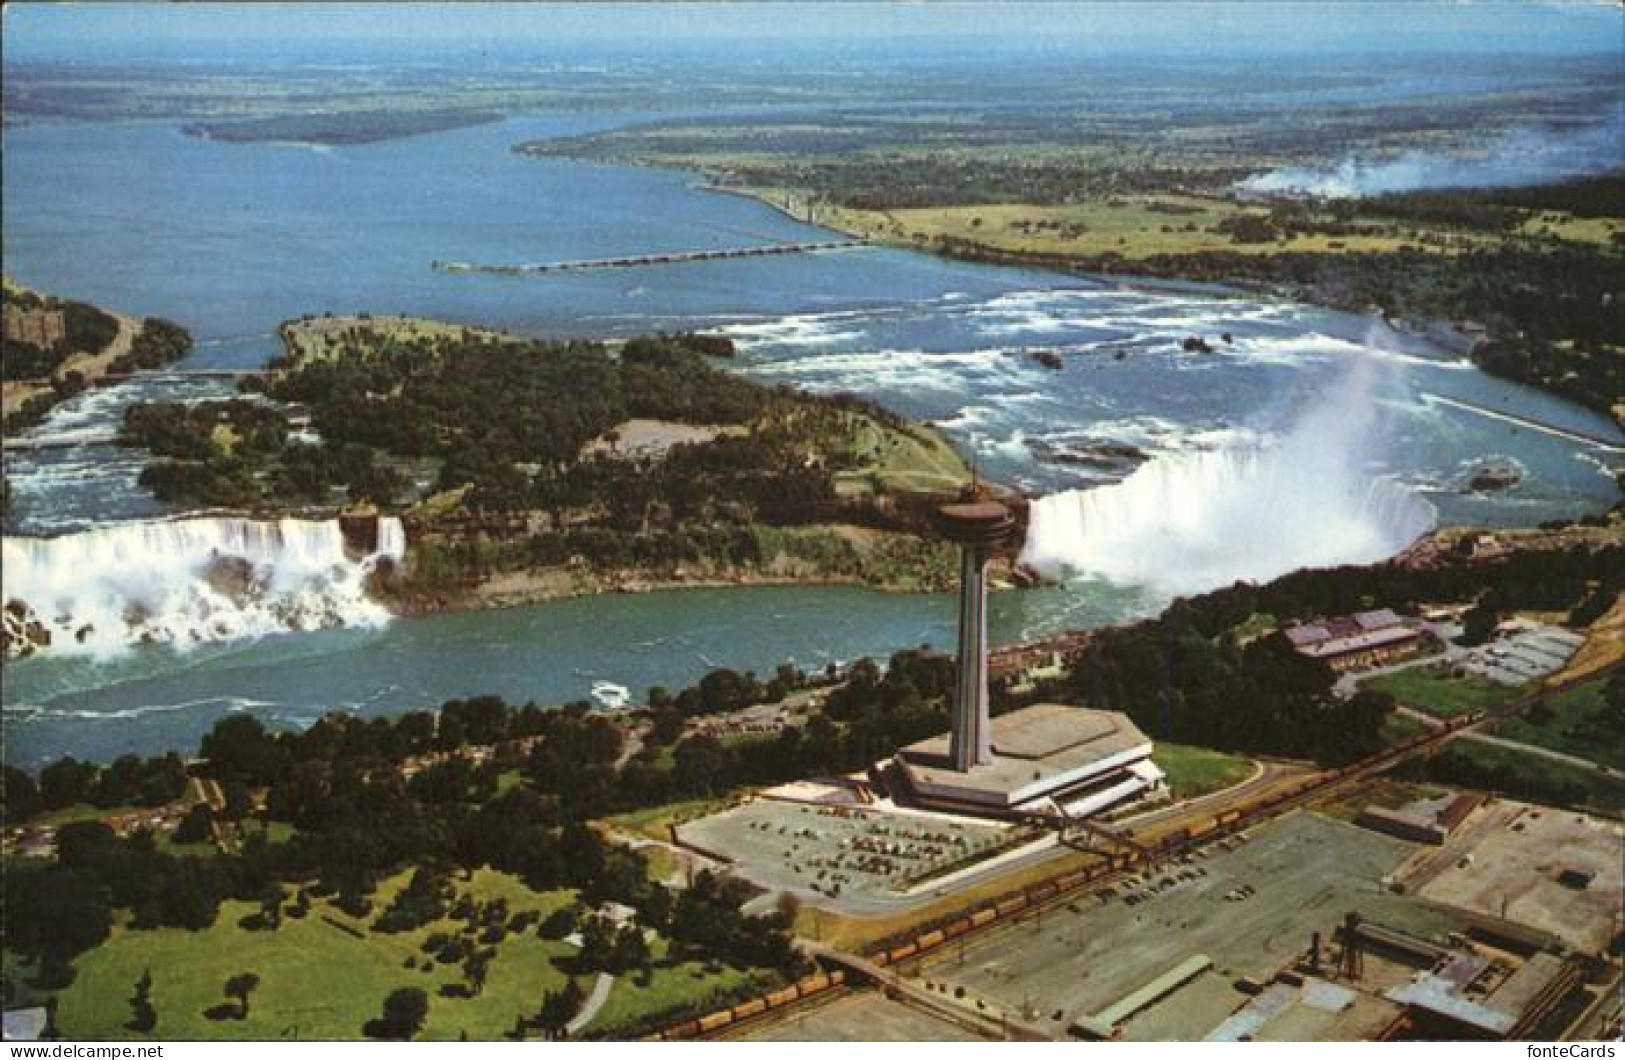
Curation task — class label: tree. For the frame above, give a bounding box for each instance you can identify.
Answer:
[224,972,260,1019]
[256,884,287,931]
[37,757,97,810]
[463,952,490,997]
[577,914,617,973]
[173,803,215,845]
[4,868,111,962]
[373,987,429,1040]
[537,906,577,941]
[610,924,651,973]
[673,735,732,796]
[199,715,289,786]
[535,978,585,1040]
[647,706,686,747]
[3,765,41,821]
[1460,596,1501,646]
[127,970,157,1033]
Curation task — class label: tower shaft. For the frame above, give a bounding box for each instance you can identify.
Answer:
[951,541,994,770]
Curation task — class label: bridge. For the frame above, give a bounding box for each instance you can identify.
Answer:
[433,239,866,276]
[796,941,1051,1041]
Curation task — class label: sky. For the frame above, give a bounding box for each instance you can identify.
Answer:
[5,1,1624,61]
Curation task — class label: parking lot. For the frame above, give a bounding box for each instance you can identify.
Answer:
[911,811,1459,1040]
[677,797,1016,904]
[1460,624,1584,686]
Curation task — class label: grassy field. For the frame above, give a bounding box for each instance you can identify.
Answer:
[52,869,580,1041]
[833,411,970,496]
[602,797,739,843]
[1495,678,1624,773]
[1518,212,1625,247]
[278,314,512,364]
[1380,711,1430,746]
[584,936,771,1038]
[1425,740,1625,818]
[820,195,1452,263]
[1362,666,1520,718]
[1150,743,1254,800]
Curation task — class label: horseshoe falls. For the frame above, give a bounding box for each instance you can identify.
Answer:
[1021,362,1438,593]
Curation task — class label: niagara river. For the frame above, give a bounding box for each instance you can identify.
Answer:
[4,112,1622,766]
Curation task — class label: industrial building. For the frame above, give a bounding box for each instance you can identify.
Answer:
[1279,609,1430,672]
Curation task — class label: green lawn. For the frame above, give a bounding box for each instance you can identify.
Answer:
[1495,678,1625,773]
[1230,612,1280,645]
[1151,743,1253,800]
[1421,740,1625,818]
[1363,666,1520,718]
[602,797,735,843]
[834,412,969,496]
[1380,711,1430,746]
[585,935,772,1038]
[54,869,579,1041]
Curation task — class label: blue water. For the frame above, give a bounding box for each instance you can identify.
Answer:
[2,115,1061,349]
[0,581,1148,768]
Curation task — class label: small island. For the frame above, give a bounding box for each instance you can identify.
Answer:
[2,278,192,438]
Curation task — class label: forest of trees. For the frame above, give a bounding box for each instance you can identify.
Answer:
[1055,535,1623,764]
[120,329,930,591]
[3,686,815,1022]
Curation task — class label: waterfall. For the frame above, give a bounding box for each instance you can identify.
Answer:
[1021,448,1435,594]
[2,516,406,659]
[1021,356,1436,594]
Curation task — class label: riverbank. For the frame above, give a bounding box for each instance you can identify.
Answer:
[2,278,139,424]
[379,523,1030,617]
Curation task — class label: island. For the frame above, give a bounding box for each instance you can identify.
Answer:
[110,313,998,615]
[2,279,193,438]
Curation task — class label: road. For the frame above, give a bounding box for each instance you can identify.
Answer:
[798,941,1047,1041]
[1456,730,1618,777]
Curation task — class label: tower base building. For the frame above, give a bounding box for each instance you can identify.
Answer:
[889,703,1164,819]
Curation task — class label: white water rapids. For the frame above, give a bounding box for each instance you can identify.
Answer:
[2,516,405,658]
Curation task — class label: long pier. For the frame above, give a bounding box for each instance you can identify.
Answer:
[433,239,865,276]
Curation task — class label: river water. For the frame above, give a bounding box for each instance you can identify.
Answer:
[4,112,1621,766]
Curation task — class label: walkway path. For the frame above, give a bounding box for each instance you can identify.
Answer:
[566,973,616,1037]
[1456,730,1618,777]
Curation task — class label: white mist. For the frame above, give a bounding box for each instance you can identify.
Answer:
[2,516,406,658]
[1020,356,1435,594]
